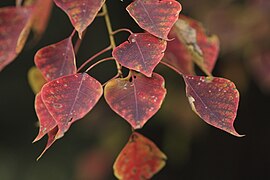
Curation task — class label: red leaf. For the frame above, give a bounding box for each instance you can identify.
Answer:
[112,33,167,77]
[104,72,166,129]
[33,93,57,142]
[184,75,243,137]
[26,0,53,42]
[34,36,76,81]
[37,126,58,160]
[167,15,219,75]
[41,73,103,138]
[127,0,181,40]
[54,0,105,38]
[0,6,33,71]
[113,132,167,180]
[181,15,219,74]
[164,29,195,75]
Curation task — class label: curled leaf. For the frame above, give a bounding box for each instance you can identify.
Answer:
[184,75,243,137]
[104,72,166,129]
[127,0,181,40]
[167,15,220,75]
[114,132,167,180]
[34,36,76,81]
[54,0,105,38]
[41,73,103,138]
[113,33,167,77]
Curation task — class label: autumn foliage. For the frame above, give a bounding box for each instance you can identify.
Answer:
[0,0,244,179]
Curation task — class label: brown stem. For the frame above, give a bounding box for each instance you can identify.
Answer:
[159,60,183,76]
[85,57,115,72]
[111,28,133,35]
[77,45,112,72]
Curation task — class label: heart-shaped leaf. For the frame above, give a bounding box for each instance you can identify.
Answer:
[113,132,167,180]
[170,15,219,75]
[112,33,167,77]
[34,36,76,81]
[184,75,243,137]
[41,73,103,138]
[104,72,166,129]
[54,0,105,38]
[33,93,57,142]
[0,6,33,71]
[127,0,181,40]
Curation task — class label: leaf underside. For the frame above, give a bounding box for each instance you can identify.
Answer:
[165,15,219,75]
[113,132,167,180]
[104,72,166,129]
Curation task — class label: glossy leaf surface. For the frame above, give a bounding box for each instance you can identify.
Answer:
[54,0,105,38]
[28,67,47,94]
[184,75,242,136]
[127,0,181,40]
[114,132,167,180]
[34,93,57,142]
[34,37,76,81]
[104,72,166,129]
[170,16,219,75]
[0,6,32,71]
[113,33,167,77]
[41,73,103,138]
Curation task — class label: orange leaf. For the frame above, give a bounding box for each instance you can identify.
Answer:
[114,132,167,180]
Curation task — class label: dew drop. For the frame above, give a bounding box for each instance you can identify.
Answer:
[131,39,136,43]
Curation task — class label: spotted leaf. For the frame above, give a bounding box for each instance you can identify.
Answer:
[34,36,76,81]
[170,15,219,75]
[33,93,57,143]
[104,72,166,129]
[54,0,105,38]
[41,73,103,138]
[184,75,243,136]
[127,0,181,40]
[0,6,33,71]
[112,33,167,77]
[113,132,167,180]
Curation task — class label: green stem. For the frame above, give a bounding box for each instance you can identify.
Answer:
[102,4,122,76]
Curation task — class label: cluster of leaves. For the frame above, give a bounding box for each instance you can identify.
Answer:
[0,0,243,178]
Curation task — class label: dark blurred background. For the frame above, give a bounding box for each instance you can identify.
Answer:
[1,0,270,179]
